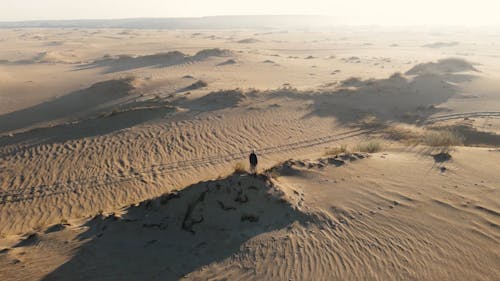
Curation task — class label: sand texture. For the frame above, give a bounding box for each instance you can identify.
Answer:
[0,27,499,281]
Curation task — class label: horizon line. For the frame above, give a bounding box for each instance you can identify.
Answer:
[1,15,498,28]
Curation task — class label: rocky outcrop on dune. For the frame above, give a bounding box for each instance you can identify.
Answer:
[267,152,368,175]
[406,58,478,75]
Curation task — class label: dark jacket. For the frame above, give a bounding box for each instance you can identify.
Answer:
[249,152,258,166]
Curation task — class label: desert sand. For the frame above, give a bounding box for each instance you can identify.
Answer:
[0,26,499,281]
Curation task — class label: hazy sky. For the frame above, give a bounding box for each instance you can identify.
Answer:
[1,0,500,25]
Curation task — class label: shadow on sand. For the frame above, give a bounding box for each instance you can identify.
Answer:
[0,58,481,155]
[40,174,309,281]
[0,78,136,135]
[0,106,174,153]
[76,48,232,74]
[270,58,479,125]
[0,88,248,158]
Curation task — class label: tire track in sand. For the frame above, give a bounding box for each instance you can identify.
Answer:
[423,112,500,124]
[0,128,370,204]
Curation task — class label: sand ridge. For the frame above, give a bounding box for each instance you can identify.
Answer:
[1,149,499,281]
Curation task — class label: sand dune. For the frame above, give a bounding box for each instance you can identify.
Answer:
[271,69,464,123]
[177,89,246,111]
[39,173,307,280]
[422,41,460,48]
[0,78,137,134]
[217,59,237,66]
[1,51,80,65]
[406,58,478,75]
[30,51,80,64]
[0,27,498,281]
[176,80,208,93]
[0,105,175,149]
[237,38,261,44]
[1,149,499,281]
[78,48,232,73]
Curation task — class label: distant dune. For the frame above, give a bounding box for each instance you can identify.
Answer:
[237,38,261,44]
[0,78,137,134]
[422,41,460,48]
[217,59,237,66]
[406,58,478,75]
[78,48,232,73]
[1,51,80,64]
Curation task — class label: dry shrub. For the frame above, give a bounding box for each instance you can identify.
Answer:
[356,140,383,153]
[233,162,246,174]
[382,124,427,145]
[423,130,463,147]
[358,115,384,129]
[383,124,464,149]
[324,144,349,156]
[383,126,415,141]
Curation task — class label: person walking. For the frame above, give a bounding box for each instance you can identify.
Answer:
[249,150,258,175]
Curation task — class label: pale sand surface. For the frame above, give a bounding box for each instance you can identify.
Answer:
[0,27,499,280]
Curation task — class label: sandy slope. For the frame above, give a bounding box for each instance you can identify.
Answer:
[0,148,498,281]
[0,27,499,280]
